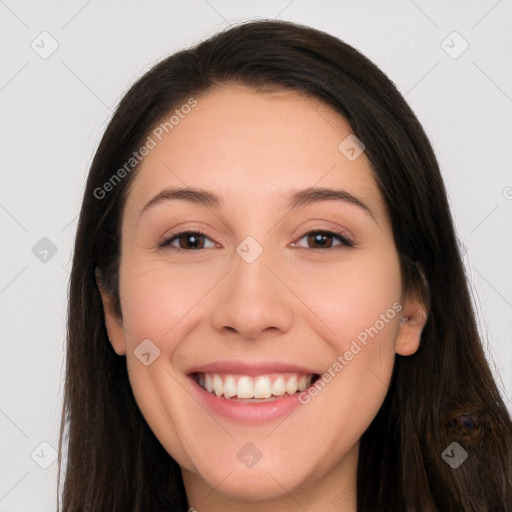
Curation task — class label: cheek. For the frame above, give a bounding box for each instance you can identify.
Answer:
[291,248,403,428]
[293,249,403,350]
[118,256,216,344]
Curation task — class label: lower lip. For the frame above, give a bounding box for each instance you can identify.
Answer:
[188,376,304,425]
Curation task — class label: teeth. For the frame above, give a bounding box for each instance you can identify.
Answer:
[196,372,313,400]
[285,375,298,395]
[271,376,286,397]
[237,376,254,398]
[213,374,223,397]
[224,375,237,398]
[204,374,213,393]
[254,376,272,399]
[298,375,309,392]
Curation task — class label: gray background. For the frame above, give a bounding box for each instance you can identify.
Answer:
[1,1,511,510]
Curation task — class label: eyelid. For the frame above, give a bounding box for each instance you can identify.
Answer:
[292,227,355,249]
[157,228,217,249]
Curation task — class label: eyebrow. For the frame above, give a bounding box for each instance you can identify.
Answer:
[139,186,375,219]
[140,187,222,214]
[289,187,374,219]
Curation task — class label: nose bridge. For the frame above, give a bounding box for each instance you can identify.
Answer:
[231,236,280,308]
[234,240,272,294]
[210,235,294,338]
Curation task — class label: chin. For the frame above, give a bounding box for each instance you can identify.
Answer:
[194,463,305,503]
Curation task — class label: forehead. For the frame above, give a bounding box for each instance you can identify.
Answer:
[125,84,385,219]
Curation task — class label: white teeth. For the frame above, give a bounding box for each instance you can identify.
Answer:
[224,375,237,398]
[254,377,272,399]
[285,375,298,395]
[237,376,254,398]
[196,372,313,400]
[213,374,223,397]
[204,374,213,393]
[271,376,286,396]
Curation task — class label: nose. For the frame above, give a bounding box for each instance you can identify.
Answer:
[210,246,294,340]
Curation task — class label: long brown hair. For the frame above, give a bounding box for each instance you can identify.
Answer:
[59,20,512,511]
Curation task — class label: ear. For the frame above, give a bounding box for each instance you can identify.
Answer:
[395,295,428,356]
[95,268,126,356]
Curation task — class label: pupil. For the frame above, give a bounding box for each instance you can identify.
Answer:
[309,233,331,248]
[182,234,202,249]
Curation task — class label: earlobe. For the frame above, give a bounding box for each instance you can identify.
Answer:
[395,298,428,356]
[95,269,126,356]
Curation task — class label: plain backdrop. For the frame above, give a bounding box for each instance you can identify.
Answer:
[1,1,511,510]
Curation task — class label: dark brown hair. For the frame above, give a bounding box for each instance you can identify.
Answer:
[59,19,512,511]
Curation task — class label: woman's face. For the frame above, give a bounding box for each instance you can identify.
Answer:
[102,85,425,508]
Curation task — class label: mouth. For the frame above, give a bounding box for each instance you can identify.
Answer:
[186,362,322,424]
[191,372,320,402]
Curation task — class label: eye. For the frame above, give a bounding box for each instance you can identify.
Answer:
[158,231,216,250]
[293,230,354,249]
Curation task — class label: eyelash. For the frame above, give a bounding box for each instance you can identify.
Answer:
[158,228,355,251]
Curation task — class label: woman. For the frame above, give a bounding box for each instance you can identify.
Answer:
[58,20,512,511]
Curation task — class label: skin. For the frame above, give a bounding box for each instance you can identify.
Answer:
[99,84,427,511]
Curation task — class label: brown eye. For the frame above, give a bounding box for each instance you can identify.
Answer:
[159,231,215,250]
[296,230,354,249]
[307,232,334,248]
[177,233,205,249]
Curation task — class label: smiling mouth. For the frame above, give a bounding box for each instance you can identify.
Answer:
[191,372,320,401]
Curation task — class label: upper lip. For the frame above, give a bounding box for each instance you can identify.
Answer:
[186,360,319,376]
